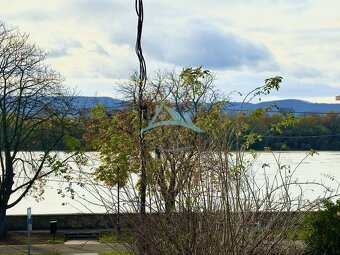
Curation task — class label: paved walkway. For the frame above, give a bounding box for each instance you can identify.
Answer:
[0,240,131,254]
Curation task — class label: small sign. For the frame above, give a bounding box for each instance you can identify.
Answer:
[27,207,32,225]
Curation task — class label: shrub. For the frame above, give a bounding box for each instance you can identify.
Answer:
[304,199,340,254]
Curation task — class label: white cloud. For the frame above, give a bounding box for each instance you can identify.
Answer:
[0,0,339,102]
[140,20,278,71]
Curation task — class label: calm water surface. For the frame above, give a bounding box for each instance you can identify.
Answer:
[7,151,340,215]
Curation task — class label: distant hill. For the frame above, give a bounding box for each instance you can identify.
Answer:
[73,97,340,115]
[71,96,125,109]
[228,99,340,115]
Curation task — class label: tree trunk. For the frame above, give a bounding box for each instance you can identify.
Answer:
[0,207,7,240]
[165,193,176,213]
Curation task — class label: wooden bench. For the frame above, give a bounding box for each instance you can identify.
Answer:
[64,232,99,241]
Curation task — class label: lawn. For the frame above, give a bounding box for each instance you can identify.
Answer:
[100,251,134,255]
[100,231,136,244]
[0,232,64,245]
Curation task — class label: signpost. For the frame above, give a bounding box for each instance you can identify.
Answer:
[27,207,32,255]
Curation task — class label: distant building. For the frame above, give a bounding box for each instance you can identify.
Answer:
[337,95,340,101]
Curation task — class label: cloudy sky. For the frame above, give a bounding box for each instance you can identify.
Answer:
[2,0,340,103]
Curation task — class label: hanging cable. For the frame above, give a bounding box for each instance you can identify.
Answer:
[135,0,147,215]
[135,0,147,86]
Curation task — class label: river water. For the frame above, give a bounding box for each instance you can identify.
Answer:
[7,151,340,215]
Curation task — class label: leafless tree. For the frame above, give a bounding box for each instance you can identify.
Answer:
[0,22,76,239]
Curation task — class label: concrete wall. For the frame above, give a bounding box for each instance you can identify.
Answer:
[6,213,137,231]
[6,212,305,231]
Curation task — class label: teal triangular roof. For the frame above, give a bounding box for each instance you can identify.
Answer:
[141,103,204,133]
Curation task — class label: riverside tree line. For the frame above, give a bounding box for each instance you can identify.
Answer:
[3,107,338,151]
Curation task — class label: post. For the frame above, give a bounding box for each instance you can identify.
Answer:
[117,167,121,234]
[49,221,57,241]
[27,207,32,255]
